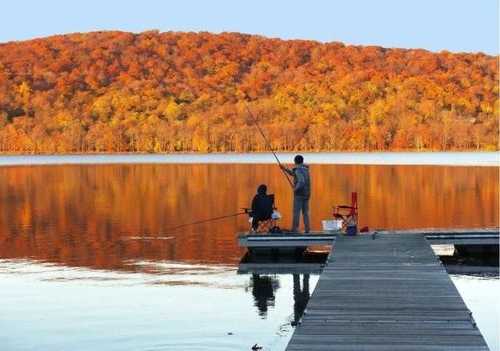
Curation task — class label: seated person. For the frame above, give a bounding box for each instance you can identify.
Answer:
[250,184,274,231]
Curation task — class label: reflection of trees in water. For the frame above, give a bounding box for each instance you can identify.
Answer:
[250,274,280,317]
[293,274,310,326]
[0,164,497,270]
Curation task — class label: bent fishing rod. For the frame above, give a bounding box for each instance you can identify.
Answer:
[245,104,294,189]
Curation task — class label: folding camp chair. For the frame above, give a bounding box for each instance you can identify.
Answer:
[333,192,358,235]
[244,194,281,233]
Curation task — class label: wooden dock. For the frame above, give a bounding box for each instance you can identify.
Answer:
[285,233,490,351]
[238,228,499,249]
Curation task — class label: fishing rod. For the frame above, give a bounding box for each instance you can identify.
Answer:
[295,124,310,149]
[245,104,294,188]
[162,211,247,232]
[123,211,248,239]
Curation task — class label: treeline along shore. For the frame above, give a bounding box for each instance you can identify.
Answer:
[0,31,498,153]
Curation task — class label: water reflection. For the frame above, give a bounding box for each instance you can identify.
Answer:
[292,274,310,326]
[0,258,309,351]
[0,164,497,271]
[241,251,322,323]
[452,275,500,351]
[250,274,279,317]
[247,273,312,324]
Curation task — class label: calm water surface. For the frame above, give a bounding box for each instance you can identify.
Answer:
[0,155,498,350]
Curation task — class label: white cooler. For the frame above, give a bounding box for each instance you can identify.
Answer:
[322,219,343,231]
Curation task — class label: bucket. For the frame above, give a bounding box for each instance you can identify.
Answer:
[322,219,343,231]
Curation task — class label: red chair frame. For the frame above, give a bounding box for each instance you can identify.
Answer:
[333,192,358,229]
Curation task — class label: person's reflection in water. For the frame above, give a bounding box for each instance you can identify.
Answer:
[292,274,310,326]
[251,274,279,317]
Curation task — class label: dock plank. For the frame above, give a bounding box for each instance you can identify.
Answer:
[285,234,490,350]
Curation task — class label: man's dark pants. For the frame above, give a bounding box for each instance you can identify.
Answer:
[292,195,310,233]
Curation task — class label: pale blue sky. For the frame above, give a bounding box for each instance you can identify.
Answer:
[1,0,498,54]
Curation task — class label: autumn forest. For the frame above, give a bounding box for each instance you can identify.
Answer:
[0,31,498,153]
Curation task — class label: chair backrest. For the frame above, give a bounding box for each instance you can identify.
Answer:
[333,192,358,216]
[253,193,274,220]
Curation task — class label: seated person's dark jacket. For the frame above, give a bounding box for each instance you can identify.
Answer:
[251,194,274,229]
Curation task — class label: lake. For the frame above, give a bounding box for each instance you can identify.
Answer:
[0,153,498,351]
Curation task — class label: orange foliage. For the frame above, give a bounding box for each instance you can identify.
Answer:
[0,31,498,153]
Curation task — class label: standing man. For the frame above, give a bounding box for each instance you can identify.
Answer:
[281,155,311,233]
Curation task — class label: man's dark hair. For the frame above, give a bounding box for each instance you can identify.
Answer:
[257,184,267,194]
[294,155,304,164]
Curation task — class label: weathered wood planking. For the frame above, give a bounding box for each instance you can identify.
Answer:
[285,234,490,351]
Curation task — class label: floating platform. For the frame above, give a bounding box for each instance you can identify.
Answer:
[238,228,499,250]
[285,233,491,351]
[239,231,335,248]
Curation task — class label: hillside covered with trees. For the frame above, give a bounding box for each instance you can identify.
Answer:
[0,31,497,153]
